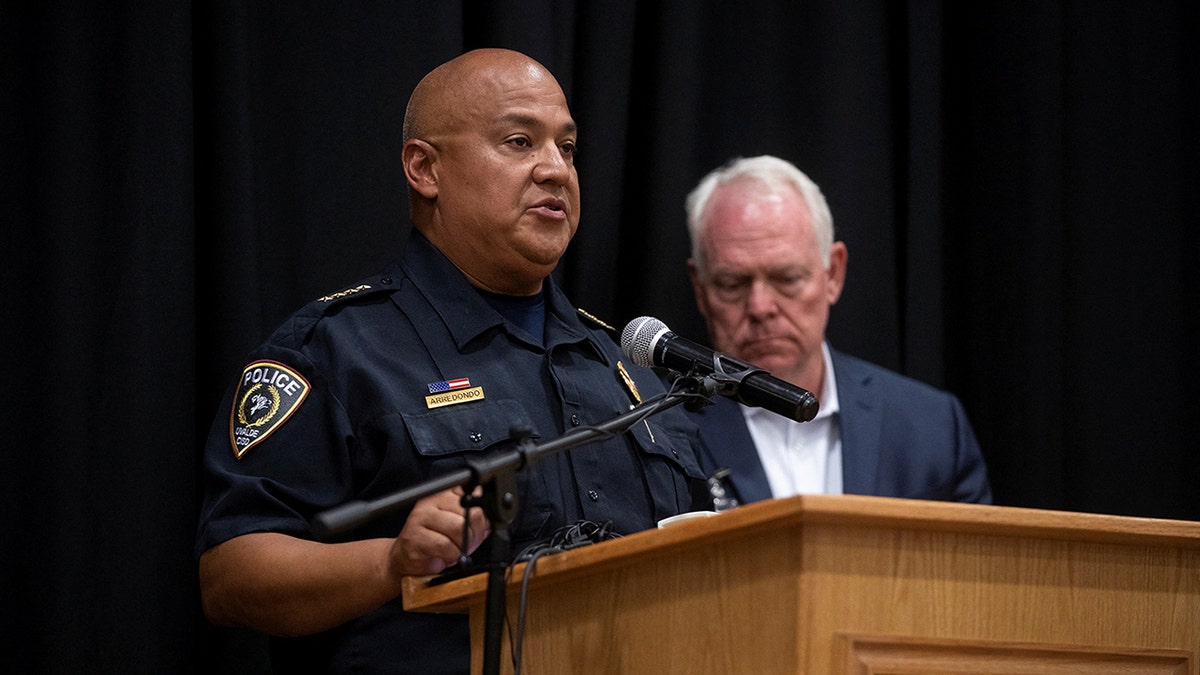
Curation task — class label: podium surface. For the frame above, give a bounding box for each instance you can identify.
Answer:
[404,495,1200,674]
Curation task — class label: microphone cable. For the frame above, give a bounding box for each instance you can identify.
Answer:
[509,520,622,674]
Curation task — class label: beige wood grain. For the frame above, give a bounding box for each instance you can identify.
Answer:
[403,495,1200,674]
[841,634,1190,674]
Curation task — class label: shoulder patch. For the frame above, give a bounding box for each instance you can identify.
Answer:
[229,360,311,459]
[576,308,616,332]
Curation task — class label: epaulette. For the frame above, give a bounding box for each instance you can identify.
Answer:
[316,282,377,304]
[576,307,616,333]
[311,274,399,308]
[289,275,399,328]
[277,275,398,348]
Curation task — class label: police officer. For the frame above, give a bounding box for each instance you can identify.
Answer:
[196,48,709,673]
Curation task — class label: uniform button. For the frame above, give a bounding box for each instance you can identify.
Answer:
[671,449,679,457]
[380,276,393,285]
[587,490,599,501]
[469,432,483,443]
[570,414,581,427]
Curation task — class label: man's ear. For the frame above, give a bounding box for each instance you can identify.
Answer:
[402,139,439,200]
[826,241,848,305]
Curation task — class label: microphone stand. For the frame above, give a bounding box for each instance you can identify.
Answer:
[312,375,715,675]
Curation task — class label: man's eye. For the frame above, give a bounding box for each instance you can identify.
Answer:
[561,141,577,155]
[772,275,806,294]
[507,137,531,148]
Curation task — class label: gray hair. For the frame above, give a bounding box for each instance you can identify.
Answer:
[685,155,835,272]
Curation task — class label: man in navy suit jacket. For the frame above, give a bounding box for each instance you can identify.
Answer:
[684,156,991,505]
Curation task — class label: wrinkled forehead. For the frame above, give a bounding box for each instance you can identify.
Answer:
[707,180,809,235]
[697,182,816,268]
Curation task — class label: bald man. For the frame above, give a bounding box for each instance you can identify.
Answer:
[196,49,708,674]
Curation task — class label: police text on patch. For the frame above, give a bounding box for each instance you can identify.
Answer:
[229,361,310,459]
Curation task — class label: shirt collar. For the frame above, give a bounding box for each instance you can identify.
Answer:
[745,341,839,422]
[398,229,594,353]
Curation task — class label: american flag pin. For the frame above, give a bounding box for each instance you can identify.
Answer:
[428,377,471,394]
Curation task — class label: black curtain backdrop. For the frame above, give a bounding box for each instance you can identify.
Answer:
[2,1,1197,672]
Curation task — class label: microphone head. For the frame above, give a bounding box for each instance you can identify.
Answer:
[620,316,670,368]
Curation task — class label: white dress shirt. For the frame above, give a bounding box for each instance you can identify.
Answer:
[741,342,842,497]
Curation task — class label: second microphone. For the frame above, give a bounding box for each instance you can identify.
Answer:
[621,316,819,423]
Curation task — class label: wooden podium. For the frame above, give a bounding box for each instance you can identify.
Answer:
[403,495,1200,674]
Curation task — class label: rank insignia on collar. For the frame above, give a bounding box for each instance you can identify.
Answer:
[229,360,310,459]
[576,308,616,332]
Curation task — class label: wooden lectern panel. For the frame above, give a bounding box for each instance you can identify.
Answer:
[403,495,1200,674]
[841,634,1190,674]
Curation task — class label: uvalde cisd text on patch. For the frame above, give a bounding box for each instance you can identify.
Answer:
[229,360,310,459]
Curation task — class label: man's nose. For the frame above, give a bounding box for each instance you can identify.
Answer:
[745,279,777,317]
[533,144,571,185]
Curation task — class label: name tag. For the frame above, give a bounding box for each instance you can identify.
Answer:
[425,386,486,409]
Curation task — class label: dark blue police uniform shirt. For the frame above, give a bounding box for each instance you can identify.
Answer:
[196,230,708,674]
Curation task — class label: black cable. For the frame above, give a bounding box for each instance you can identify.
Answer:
[511,546,554,675]
[508,521,623,673]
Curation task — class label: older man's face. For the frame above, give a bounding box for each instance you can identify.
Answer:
[428,59,580,294]
[690,181,846,389]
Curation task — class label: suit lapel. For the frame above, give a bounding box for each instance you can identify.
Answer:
[694,396,774,503]
[832,349,884,495]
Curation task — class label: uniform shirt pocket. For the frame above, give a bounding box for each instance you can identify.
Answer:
[402,399,539,457]
[628,416,706,481]
[399,399,554,545]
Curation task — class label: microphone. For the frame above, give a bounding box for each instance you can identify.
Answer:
[620,316,819,423]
